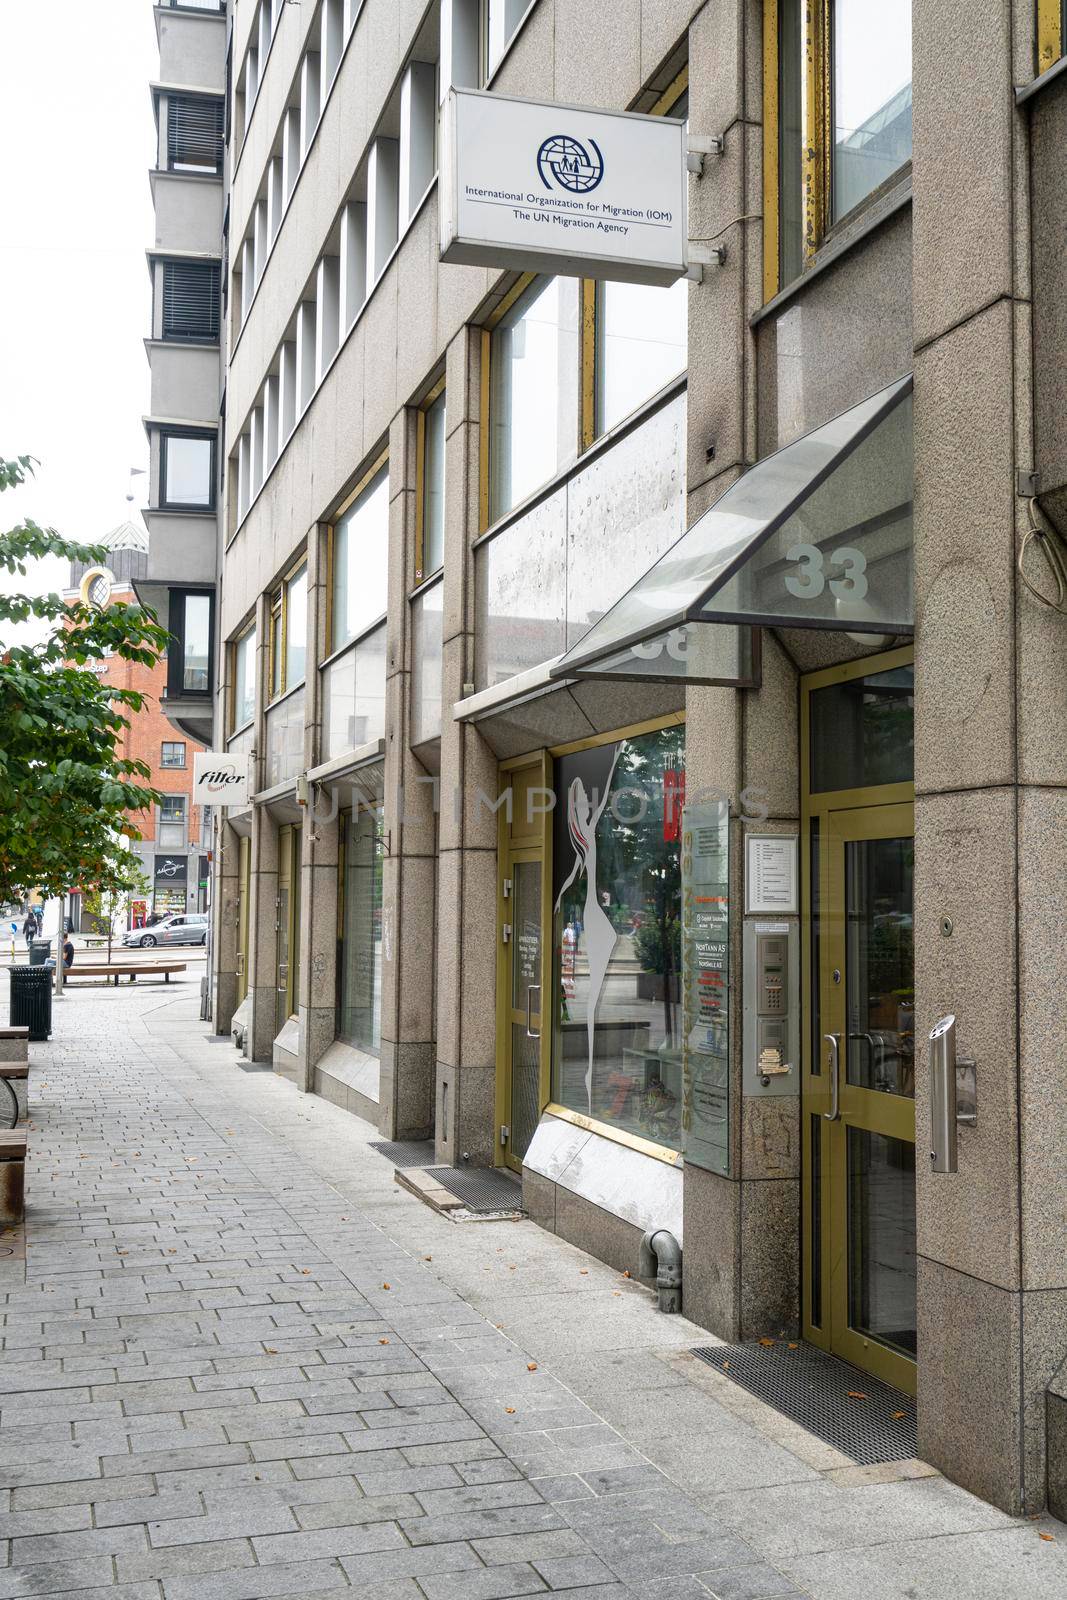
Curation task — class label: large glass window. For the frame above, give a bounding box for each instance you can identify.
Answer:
[486,0,528,76]
[232,625,256,731]
[158,795,187,849]
[552,723,686,1152]
[832,0,913,221]
[162,433,215,509]
[595,280,687,436]
[419,391,446,580]
[337,805,384,1054]
[181,594,211,692]
[331,465,388,651]
[284,563,307,687]
[490,277,579,522]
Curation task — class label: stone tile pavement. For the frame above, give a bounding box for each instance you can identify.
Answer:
[0,975,1062,1599]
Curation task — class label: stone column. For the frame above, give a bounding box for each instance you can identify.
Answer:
[433,326,499,1168]
[910,0,1065,1516]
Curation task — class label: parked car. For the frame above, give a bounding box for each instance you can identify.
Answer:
[123,914,208,949]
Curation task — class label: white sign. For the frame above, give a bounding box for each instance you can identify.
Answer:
[193,751,251,808]
[440,88,687,287]
[745,835,798,915]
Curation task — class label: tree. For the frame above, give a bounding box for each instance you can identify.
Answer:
[0,456,171,907]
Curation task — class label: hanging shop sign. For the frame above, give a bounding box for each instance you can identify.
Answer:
[440,87,687,286]
[193,750,251,807]
[680,801,731,1176]
[154,854,188,886]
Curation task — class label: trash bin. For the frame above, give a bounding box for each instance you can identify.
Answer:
[28,939,52,968]
[9,965,52,1041]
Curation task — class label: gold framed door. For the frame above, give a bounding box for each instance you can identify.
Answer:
[275,825,301,1033]
[805,801,916,1393]
[496,756,552,1174]
[236,835,250,1007]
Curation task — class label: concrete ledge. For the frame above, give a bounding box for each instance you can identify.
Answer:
[272,1017,300,1081]
[314,1039,380,1125]
[523,1112,683,1241]
[393,1166,465,1215]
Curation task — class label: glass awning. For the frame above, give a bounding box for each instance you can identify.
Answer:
[550,375,913,684]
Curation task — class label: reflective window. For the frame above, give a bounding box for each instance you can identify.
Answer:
[160,741,186,769]
[232,626,256,730]
[596,279,687,436]
[285,564,307,687]
[552,724,686,1152]
[486,0,528,75]
[490,278,579,522]
[832,0,913,221]
[809,666,914,793]
[158,794,187,849]
[332,465,388,650]
[337,805,383,1055]
[420,392,446,579]
[182,594,211,692]
[162,434,214,508]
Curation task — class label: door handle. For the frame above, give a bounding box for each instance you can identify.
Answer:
[823,1032,841,1121]
[526,983,541,1040]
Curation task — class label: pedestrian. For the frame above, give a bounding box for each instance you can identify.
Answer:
[22,910,35,950]
[62,937,74,970]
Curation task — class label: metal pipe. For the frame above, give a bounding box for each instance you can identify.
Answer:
[639,1229,683,1314]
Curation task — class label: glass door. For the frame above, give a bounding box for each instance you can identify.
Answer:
[806,801,916,1394]
[503,850,544,1173]
[275,824,294,1035]
[236,835,250,1007]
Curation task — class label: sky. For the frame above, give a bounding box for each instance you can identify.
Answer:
[0,0,158,642]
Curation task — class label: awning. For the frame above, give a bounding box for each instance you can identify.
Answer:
[550,375,913,684]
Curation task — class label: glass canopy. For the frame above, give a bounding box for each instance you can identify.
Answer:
[551,375,913,684]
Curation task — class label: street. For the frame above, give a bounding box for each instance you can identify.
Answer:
[0,973,1061,1599]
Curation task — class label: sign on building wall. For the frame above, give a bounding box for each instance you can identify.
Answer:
[440,88,687,286]
[154,855,188,886]
[193,751,251,808]
[681,802,731,1176]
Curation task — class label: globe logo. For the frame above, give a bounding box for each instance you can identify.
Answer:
[536,134,605,195]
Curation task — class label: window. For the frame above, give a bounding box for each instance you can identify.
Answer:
[167,96,224,173]
[416,388,445,582]
[336,804,384,1055]
[158,795,187,849]
[269,560,308,700]
[1038,2,1065,72]
[773,1,912,294]
[231,624,257,731]
[167,590,213,699]
[161,260,221,341]
[595,281,687,436]
[551,722,686,1153]
[161,742,187,769]
[330,463,388,651]
[161,432,215,510]
[485,0,529,76]
[489,277,579,522]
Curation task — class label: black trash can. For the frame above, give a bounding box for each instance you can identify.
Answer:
[10,965,52,1041]
[28,939,52,968]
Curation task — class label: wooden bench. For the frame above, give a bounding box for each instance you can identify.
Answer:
[66,963,187,987]
[0,1026,29,1064]
[0,1131,27,1225]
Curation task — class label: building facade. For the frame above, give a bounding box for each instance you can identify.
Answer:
[69,524,207,921]
[148,0,1067,1517]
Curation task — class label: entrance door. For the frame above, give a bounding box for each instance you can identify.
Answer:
[236,836,250,1008]
[497,757,550,1173]
[805,801,916,1393]
[275,824,301,1034]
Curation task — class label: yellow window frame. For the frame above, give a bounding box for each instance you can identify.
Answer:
[267,552,307,703]
[478,66,689,533]
[227,617,257,736]
[1038,0,1063,73]
[414,378,446,587]
[325,448,389,657]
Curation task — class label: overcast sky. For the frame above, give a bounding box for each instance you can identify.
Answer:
[0,0,157,641]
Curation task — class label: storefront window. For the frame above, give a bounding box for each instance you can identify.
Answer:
[552,723,685,1151]
[337,805,383,1055]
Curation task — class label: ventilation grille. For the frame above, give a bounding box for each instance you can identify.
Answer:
[423,1166,524,1215]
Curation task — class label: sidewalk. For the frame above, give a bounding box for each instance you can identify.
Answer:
[0,976,1062,1600]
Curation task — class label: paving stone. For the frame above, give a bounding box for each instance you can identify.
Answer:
[252,1519,409,1564]
[418,1562,548,1599]
[116,1536,257,1582]
[162,1557,352,1600]
[0,1556,115,1598]
[533,1553,617,1588]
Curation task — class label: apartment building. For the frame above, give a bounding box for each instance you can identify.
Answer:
[148,0,1067,1517]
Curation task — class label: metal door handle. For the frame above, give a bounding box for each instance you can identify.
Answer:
[823,1032,841,1120]
[526,983,541,1040]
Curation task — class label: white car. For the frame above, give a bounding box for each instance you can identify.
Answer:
[124,914,208,949]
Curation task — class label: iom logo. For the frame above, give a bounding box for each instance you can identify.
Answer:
[536,133,605,194]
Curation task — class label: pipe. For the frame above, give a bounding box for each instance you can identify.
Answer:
[639,1229,683,1314]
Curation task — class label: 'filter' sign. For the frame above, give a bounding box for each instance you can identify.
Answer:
[440,88,687,287]
[193,751,251,807]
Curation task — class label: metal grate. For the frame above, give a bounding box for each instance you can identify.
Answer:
[368,1140,436,1169]
[424,1166,525,1215]
[692,1340,917,1465]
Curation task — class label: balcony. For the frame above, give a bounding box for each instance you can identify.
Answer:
[155,3,226,95]
[150,169,224,258]
[475,385,686,690]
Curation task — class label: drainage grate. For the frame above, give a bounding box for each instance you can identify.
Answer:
[424,1166,525,1214]
[692,1340,917,1465]
[368,1139,436,1169]
[236,1062,275,1073]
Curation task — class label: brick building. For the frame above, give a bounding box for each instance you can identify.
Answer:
[68,521,206,925]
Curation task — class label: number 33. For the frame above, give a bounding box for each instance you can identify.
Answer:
[784,543,868,600]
